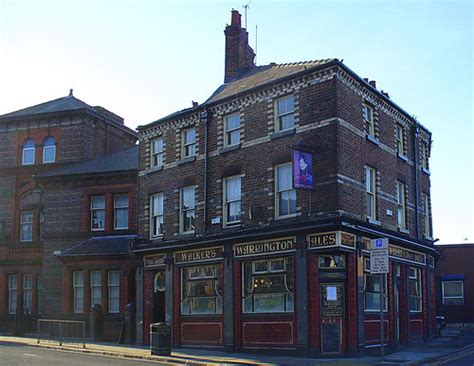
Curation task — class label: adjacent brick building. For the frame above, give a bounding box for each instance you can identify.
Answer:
[435,244,474,326]
[0,92,138,338]
[133,10,439,356]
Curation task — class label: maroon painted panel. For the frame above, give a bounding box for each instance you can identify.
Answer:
[364,319,389,344]
[181,322,223,344]
[242,321,294,345]
[410,318,424,339]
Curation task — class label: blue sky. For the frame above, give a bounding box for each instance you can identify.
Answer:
[0,0,472,244]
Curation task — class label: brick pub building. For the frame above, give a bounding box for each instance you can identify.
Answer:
[133,10,439,356]
[0,92,138,339]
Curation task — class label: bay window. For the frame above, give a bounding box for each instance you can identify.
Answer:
[242,257,294,313]
[181,264,222,315]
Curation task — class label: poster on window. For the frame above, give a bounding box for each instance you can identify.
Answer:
[292,150,313,190]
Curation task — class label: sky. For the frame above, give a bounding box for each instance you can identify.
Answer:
[0,0,472,244]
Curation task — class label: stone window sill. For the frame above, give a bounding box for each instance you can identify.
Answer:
[218,144,241,154]
[270,128,296,140]
[367,217,381,225]
[177,156,196,166]
[366,134,381,146]
[424,234,434,241]
[397,153,408,162]
[398,227,410,234]
[422,167,431,176]
[147,165,163,174]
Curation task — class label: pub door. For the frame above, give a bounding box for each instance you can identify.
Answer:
[153,270,166,323]
[320,282,345,355]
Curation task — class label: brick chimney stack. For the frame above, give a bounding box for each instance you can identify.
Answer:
[224,9,256,83]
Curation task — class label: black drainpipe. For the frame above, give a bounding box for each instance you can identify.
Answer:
[200,108,210,235]
[413,121,420,240]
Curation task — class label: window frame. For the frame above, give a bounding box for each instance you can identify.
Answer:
[408,267,423,312]
[22,139,35,166]
[179,186,196,234]
[363,258,388,312]
[108,270,120,314]
[442,280,464,305]
[73,271,84,314]
[23,274,33,314]
[150,193,164,238]
[151,137,164,168]
[363,104,375,138]
[275,95,295,132]
[422,193,431,238]
[90,271,102,307]
[223,175,242,226]
[90,195,105,231]
[396,180,407,229]
[396,124,405,157]
[181,127,196,159]
[421,142,429,171]
[113,194,129,230]
[224,113,241,147]
[365,166,377,220]
[8,275,17,314]
[20,211,34,242]
[42,136,56,164]
[275,163,297,219]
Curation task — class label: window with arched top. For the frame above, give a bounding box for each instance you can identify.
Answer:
[22,139,35,165]
[42,136,56,163]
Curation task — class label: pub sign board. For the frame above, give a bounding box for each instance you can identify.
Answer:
[320,283,345,318]
[370,238,389,274]
[174,246,224,264]
[307,231,356,250]
[292,150,313,190]
[144,254,166,268]
[234,237,296,258]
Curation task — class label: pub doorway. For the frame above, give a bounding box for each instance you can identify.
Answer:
[153,270,166,323]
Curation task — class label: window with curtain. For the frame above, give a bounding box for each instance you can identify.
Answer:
[276,164,296,218]
[224,176,241,225]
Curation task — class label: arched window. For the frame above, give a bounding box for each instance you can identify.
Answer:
[42,136,56,163]
[22,139,35,165]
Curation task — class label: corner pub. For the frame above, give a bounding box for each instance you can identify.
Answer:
[133,10,438,357]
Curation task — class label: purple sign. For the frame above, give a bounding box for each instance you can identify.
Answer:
[292,150,313,190]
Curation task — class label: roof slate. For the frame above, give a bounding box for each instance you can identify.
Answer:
[60,235,136,257]
[0,95,92,119]
[37,145,138,178]
[205,59,336,104]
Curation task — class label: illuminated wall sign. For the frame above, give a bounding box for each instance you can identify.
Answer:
[234,237,296,258]
[175,246,224,264]
[144,254,166,268]
[307,231,356,250]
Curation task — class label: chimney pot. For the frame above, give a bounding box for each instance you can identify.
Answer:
[363,78,369,83]
[231,9,241,27]
[369,80,377,88]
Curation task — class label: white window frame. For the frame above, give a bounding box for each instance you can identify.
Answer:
[275,95,295,132]
[421,142,429,171]
[150,193,164,238]
[275,163,297,218]
[73,271,84,313]
[223,176,241,226]
[422,193,431,238]
[363,104,375,137]
[181,127,196,159]
[90,195,105,231]
[397,181,407,228]
[108,271,120,313]
[396,124,405,156]
[90,271,102,306]
[224,113,241,147]
[22,139,35,165]
[365,166,377,220]
[442,280,464,305]
[151,137,164,168]
[409,267,422,312]
[23,274,33,314]
[20,211,34,242]
[113,194,129,230]
[42,136,56,164]
[180,186,196,234]
[8,275,17,314]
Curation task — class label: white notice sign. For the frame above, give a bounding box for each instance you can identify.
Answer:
[370,238,389,274]
[327,286,337,301]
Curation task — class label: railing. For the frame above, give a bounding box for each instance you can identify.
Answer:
[37,319,86,348]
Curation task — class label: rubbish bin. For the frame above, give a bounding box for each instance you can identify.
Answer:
[150,322,171,356]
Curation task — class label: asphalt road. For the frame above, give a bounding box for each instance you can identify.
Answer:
[425,346,474,366]
[0,343,164,366]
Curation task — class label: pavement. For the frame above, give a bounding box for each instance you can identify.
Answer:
[0,331,474,366]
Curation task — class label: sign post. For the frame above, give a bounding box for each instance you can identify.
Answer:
[370,238,389,362]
